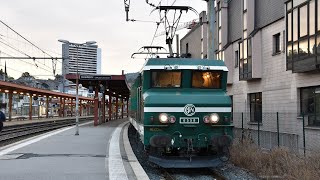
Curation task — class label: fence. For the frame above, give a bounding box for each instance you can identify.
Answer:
[231,112,320,155]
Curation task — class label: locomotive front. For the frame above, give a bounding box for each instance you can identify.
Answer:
[141,58,233,168]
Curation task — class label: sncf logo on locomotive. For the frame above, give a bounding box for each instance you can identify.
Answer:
[184,104,196,116]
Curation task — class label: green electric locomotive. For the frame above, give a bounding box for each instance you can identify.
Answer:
[129,58,233,168]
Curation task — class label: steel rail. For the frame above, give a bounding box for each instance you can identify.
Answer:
[0,117,93,142]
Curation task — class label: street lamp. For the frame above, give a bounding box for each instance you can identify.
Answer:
[58,39,97,136]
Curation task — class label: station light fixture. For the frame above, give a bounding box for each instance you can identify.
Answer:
[20,92,24,95]
[13,91,17,94]
[4,90,9,93]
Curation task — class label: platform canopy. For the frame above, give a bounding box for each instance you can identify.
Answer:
[0,80,93,101]
[65,74,130,98]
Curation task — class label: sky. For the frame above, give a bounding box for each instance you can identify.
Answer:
[0,0,207,79]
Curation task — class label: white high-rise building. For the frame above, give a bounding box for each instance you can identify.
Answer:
[62,43,101,75]
[60,43,101,93]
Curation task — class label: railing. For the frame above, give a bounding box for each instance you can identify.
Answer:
[232,112,320,155]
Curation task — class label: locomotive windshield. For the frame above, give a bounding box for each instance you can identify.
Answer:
[192,71,222,89]
[151,71,181,88]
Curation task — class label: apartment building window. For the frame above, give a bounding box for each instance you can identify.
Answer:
[235,51,239,68]
[301,86,320,126]
[273,33,281,54]
[286,0,320,72]
[239,0,252,80]
[216,2,224,60]
[239,38,252,80]
[249,92,262,123]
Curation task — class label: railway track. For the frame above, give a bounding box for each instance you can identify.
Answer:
[159,168,225,180]
[0,117,93,142]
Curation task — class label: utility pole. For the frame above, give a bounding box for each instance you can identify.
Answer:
[58,40,96,136]
[3,60,7,113]
[124,0,130,21]
[207,0,216,60]
[0,51,6,113]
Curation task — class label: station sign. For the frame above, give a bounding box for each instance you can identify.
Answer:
[80,75,112,81]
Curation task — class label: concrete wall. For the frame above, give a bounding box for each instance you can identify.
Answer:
[208,0,320,152]
[227,18,320,150]
[227,0,242,42]
[255,0,285,28]
[180,23,208,59]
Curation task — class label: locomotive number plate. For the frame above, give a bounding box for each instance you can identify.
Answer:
[179,117,199,124]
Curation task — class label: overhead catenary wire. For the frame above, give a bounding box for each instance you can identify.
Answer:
[144,22,161,59]
[0,54,53,74]
[0,20,60,76]
[0,39,31,58]
[0,20,53,58]
[0,33,61,60]
[0,40,52,71]
[0,37,59,72]
[0,42,56,73]
[0,62,23,74]
[129,19,161,24]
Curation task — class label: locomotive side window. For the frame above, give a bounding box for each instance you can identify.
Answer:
[192,71,222,89]
[151,71,181,88]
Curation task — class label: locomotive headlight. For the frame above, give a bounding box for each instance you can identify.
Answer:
[210,113,219,123]
[159,113,169,123]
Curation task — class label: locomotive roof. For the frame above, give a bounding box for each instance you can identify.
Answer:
[143,58,228,71]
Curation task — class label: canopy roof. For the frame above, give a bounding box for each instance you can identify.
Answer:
[0,80,93,101]
[65,74,130,98]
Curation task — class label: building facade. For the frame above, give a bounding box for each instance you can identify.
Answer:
[181,0,320,150]
[62,43,101,75]
[211,0,320,151]
[61,43,101,93]
[180,11,208,59]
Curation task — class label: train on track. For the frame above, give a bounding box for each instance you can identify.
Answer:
[129,58,233,168]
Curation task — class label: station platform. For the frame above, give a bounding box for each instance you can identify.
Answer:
[0,118,148,180]
[3,116,94,127]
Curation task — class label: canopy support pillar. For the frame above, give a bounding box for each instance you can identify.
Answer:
[115,96,118,120]
[8,92,12,121]
[94,86,99,126]
[29,95,33,120]
[121,98,124,119]
[46,97,49,118]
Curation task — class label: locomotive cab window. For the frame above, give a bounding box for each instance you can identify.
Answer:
[151,71,181,88]
[192,71,222,89]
